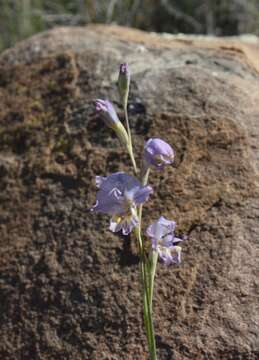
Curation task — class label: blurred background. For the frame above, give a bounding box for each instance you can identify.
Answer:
[0,0,259,52]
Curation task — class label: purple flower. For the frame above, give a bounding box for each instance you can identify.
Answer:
[144,138,174,169]
[91,172,153,235]
[146,216,184,265]
[95,99,120,128]
[95,99,129,147]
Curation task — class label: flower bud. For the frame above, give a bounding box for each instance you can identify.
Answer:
[144,138,174,169]
[118,63,130,108]
[95,99,129,147]
[95,99,119,128]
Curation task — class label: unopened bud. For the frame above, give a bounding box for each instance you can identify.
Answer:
[144,138,175,170]
[95,99,129,147]
[118,63,130,108]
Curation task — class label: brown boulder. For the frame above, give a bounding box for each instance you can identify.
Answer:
[0,26,258,359]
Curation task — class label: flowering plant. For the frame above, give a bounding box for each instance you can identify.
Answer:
[92,63,185,359]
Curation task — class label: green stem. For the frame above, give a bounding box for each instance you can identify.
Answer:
[128,145,138,175]
[138,167,150,224]
[124,104,138,175]
[124,104,132,148]
[135,227,157,360]
[139,166,157,358]
[122,107,156,358]
[149,251,158,309]
[142,167,150,186]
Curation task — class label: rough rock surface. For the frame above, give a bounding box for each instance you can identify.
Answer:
[0,25,258,359]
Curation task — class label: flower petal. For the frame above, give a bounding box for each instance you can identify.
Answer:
[133,185,153,205]
[109,215,123,233]
[158,245,181,265]
[146,216,176,240]
[146,222,162,240]
[158,216,176,233]
[91,189,124,214]
[99,172,140,193]
[96,175,106,188]
[121,216,138,235]
[109,214,138,235]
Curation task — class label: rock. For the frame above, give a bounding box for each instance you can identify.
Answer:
[0,25,258,359]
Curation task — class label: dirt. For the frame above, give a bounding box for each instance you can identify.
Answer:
[0,26,258,359]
